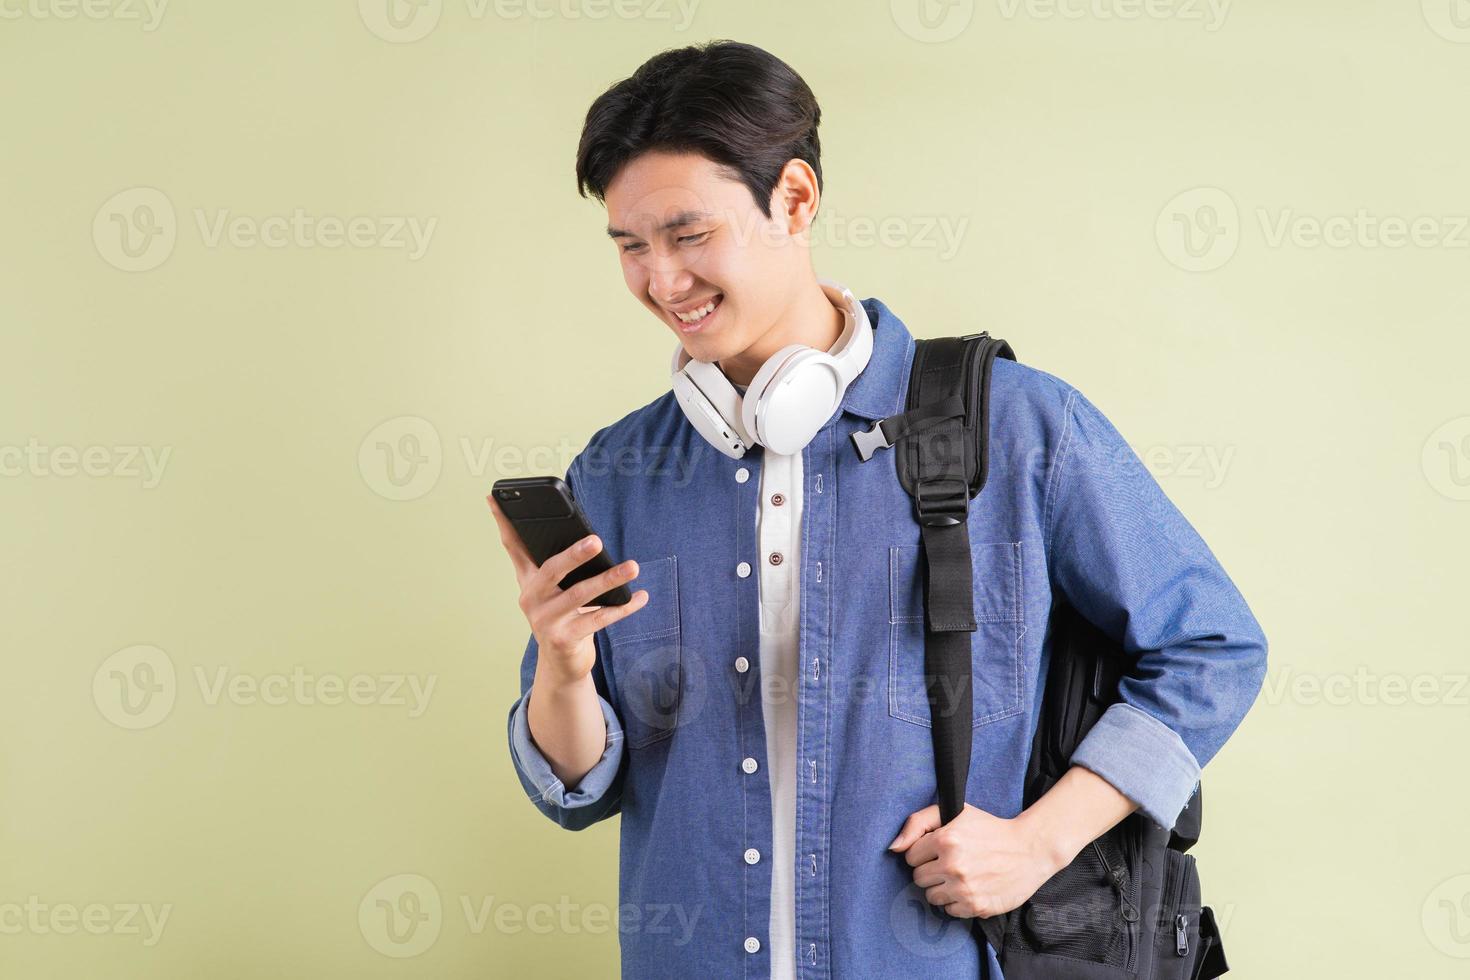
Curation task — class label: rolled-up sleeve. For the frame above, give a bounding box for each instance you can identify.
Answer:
[1044,386,1268,830]
[506,629,626,831]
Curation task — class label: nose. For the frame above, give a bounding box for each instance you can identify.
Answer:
[650,265,695,307]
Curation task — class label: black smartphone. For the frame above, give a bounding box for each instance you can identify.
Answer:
[490,476,632,607]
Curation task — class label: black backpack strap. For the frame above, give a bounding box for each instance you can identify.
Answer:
[851,332,1015,965]
[1170,784,1203,852]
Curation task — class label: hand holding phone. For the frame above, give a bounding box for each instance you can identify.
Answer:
[487,478,649,685]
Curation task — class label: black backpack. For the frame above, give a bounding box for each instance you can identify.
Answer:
[851,333,1229,980]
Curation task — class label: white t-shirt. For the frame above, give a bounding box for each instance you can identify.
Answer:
[757,447,802,980]
[733,380,804,979]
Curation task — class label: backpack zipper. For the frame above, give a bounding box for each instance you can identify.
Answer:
[1164,852,1193,958]
[1090,838,1139,969]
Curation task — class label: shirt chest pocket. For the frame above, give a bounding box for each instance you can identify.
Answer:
[602,555,683,749]
[888,541,1026,729]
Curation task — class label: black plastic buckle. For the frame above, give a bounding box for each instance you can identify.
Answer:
[914,477,970,527]
[851,419,891,462]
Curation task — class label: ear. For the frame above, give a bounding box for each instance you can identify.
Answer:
[773,158,821,235]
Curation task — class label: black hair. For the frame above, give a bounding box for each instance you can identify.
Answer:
[575,40,823,220]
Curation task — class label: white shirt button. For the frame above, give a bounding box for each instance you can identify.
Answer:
[735,467,750,483]
[744,936,761,954]
[734,656,750,673]
[744,848,761,865]
[736,561,751,578]
[741,757,759,774]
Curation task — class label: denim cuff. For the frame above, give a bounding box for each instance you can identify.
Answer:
[1069,702,1202,831]
[509,687,624,810]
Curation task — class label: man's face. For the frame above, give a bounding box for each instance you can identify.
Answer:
[604,150,809,367]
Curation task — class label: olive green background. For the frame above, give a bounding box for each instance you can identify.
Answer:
[3,1,1468,977]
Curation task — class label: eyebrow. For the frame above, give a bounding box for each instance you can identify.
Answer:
[606,210,714,240]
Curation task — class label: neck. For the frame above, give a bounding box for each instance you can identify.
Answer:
[718,279,845,387]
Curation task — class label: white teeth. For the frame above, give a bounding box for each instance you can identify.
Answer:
[675,296,720,323]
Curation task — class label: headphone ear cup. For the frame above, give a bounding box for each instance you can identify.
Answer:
[688,358,755,449]
[676,355,754,457]
[751,349,844,454]
[672,369,747,459]
[740,343,810,450]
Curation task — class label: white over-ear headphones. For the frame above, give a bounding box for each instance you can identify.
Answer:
[669,278,873,459]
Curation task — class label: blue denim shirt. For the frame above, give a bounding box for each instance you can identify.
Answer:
[506,296,1268,979]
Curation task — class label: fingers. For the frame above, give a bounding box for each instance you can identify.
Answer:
[529,533,605,602]
[562,589,651,643]
[925,882,957,908]
[911,862,948,889]
[543,558,641,621]
[888,804,942,852]
[904,832,941,868]
[485,495,537,580]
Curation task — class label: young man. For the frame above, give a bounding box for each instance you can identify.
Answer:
[492,40,1267,979]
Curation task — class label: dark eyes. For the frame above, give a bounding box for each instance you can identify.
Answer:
[621,232,710,253]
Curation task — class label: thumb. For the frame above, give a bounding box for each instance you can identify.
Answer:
[888,804,942,851]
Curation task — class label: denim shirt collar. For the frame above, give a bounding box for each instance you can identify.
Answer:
[838,297,910,423]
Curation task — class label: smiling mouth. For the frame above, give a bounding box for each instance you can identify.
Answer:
[670,293,723,327]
